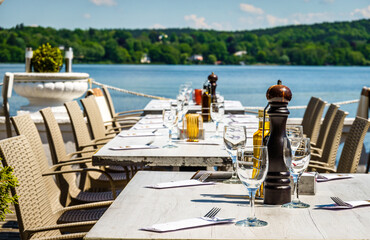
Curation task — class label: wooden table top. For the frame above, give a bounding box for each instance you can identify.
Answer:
[92,116,258,167]
[85,171,370,240]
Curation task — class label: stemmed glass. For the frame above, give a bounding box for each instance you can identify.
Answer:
[210,102,225,138]
[236,146,269,227]
[282,137,311,208]
[223,125,246,184]
[162,109,178,148]
[286,125,303,155]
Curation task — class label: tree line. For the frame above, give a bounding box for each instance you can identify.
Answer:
[0,19,369,65]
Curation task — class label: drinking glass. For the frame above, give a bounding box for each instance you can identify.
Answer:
[282,137,311,208]
[286,125,303,155]
[236,146,269,227]
[162,109,178,148]
[210,102,224,138]
[223,125,246,184]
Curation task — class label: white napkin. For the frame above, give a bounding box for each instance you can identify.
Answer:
[316,200,370,209]
[146,179,215,189]
[118,131,157,138]
[133,124,164,130]
[109,145,159,150]
[141,217,234,232]
[316,174,352,182]
[231,118,258,123]
[139,119,163,124]
[173,140,220,146]
[144,115,163,119]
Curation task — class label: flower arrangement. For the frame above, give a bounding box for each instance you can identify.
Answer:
[32,43,63,72]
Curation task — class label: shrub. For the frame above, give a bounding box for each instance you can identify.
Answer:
[0,165,18,221]
[32,43,63,72]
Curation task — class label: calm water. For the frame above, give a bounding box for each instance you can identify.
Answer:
[0,64,369,118]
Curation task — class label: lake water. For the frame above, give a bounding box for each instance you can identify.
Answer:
[0,64,369,118]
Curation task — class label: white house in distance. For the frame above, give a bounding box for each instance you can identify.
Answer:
[234,50,247,57]
[141,54,151,64]
[189,54,203,62]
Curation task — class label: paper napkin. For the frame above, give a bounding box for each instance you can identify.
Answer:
[146,179,215,189]
[109,145,159,150]
[141,217,234,232]
[139,119,163,124]
[172,140,220,146]
[316,174,352,182]
[133,124,164,130]
[118,131,157,138]
[316,200,370,209]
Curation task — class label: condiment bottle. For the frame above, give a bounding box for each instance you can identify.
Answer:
[201,81,211,122]
[208,72,218,103]
[253,109,270,197]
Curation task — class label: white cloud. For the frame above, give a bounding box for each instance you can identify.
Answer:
[351,5,370,18]
[266,14,289,26]
[184,14,210,29]
[83,13,91,19]
[291,12,333,24]
[89,0,116,6]
[240,3,264,15]
[151,24,166,29]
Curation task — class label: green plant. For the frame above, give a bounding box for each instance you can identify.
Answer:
[32,43,63,72]
[0,165,18,221]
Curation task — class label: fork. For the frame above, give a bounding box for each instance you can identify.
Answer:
[145,140,154,146]
[330,196,353,208]
[203,207,221,219]
[198,172,211,182]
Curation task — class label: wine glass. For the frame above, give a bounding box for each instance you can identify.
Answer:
[210,102,224,138]
[286,125,303,155]
[223,125,246,184]
[236,146,269,227]
[282,137,311,208]
[162,109,178,148]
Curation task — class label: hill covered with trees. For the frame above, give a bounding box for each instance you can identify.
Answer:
[0,19,369,65]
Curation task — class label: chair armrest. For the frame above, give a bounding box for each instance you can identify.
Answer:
[308,164,335,173]
[42,168,117,199]
[66,149,97,158]
[25,221,94,235]
[57,200,113,214]
[115,109,144,115]
[79,142,106,148]
[50,159,93,170]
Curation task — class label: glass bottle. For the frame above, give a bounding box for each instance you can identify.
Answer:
[252,109,270,197]
[201,81,211,122]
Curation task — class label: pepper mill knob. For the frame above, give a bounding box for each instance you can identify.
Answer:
[266,80,292,103]
[208,72,218,83]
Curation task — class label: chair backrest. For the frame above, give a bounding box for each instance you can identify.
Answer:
[101,86,117,119]
[301,96,319,135]
[306,98,326,144]
[356,86,369,119]
[86,88,112,125]
[314,104,339,150]
[64,101,95,154]
[336,117,369,173]
[11,114,63,212]
[319,109,348,168]
[0,135,60,240]
[81,96,107,140]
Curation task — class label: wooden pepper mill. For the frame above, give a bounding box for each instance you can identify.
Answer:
[208,72,218,103]
[264,80,292,205]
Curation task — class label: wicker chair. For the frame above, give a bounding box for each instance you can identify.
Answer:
[309,117,369,173]
[101,86,143,122]
[0,135,99,239]
[308,109,348,172]
[301,97,320,137]
[311,104,339,155]
[11,114,117,207]
[306,98,326,144]
[63,101,130,190]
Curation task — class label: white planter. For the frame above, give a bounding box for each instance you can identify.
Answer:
[13,72,89,108]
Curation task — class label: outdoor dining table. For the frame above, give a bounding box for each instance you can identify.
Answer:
[84,171,370,240]
[92,114,258,168]
[143,99,245,115]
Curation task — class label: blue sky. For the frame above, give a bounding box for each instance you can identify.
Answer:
[0,0,369,30]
